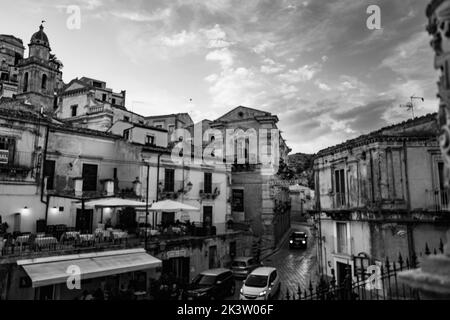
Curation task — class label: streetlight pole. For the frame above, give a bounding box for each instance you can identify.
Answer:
[145,161,150,250]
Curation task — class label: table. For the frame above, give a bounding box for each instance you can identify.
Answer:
[16,235,31,252]
[80,234,94,242]
[16,235,30,244]
[35,237,57,249]
[95,229,111,240]
[65,231,80,239]
[112,231,128,240]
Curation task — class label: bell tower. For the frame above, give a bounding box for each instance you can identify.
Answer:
[16,23,63,113]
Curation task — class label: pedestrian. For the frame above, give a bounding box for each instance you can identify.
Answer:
[170,283,180,300]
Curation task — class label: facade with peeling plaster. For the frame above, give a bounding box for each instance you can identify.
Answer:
[314,113,450,284]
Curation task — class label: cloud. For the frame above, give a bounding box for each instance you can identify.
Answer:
[260,58,285,74]
[315,80,331,91]
[110,7,171,22]
[277,64,321,83]
[206,48,234,69]
[253,40,275,54]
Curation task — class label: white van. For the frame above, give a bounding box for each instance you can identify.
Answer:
[239,267,281,300]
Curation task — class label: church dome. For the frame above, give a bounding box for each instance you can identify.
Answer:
[30,24,49,47]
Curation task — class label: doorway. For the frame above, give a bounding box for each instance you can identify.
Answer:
[82,163,98,192]
[336,261,351,286]
[76,209,94,233]
[209,245,217,269]
[162,257,190,285]
[203,206,213,228]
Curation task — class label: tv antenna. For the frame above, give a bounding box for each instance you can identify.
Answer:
[400,95,424,119]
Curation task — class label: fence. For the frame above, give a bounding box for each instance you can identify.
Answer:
[286,241,445,300]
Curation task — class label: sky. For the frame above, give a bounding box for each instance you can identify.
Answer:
[0,0,439,154]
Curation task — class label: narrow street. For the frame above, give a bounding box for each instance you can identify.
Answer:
[230,223,318,300]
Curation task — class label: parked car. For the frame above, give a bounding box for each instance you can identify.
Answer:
[231,257,261,278]
[185,268,235,300]
[289,231,308,249]
[239,267,281,300]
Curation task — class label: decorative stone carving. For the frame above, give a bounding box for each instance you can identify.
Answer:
[398,0,450,299]
[428,0,450,182]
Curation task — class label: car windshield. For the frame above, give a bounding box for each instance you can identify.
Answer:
[293,233,306,239]
[232,261,247,267]
[245,275,268,288]
[193,274,217,286]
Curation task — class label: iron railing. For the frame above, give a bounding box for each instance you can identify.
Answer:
[426,188,450,212]
[286,241,446,300]
[333,192,346,208]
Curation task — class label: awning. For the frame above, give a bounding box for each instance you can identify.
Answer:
[17,248,161,288]
[149,199,200,212]
[74,197,147,209]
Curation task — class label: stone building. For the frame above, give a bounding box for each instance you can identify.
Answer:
[56,77,142,131]
[0,34,24,98]
[0,24,251,299]
[397,0,450,298]
[15,24,63,112]
[314,113,450,285]
[208,106,292,250]
[145,113,194,140]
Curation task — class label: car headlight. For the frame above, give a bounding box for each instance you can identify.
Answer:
[289,240,293,244]
[240,288,243,294]
[302,240,306,244]
[258,291,267,296]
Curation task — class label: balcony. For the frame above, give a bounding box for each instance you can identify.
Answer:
[0,228,142,261]
[87,105,113,115]
[426,188,450,212]
[333,192,347,209]
[158,180,184,200]
[199,182,221,200]
[0,151,34,180]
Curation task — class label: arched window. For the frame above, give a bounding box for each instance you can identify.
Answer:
[23,72,28,92]
[41,74,47,90]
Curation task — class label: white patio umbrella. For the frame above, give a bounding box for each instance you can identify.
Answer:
[74,197,147,208]
[148,199,200,212]
[148,200,200,223]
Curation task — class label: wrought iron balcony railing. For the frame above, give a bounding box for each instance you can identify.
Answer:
[426,188,450,212]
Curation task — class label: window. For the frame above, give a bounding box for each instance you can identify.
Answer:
[0,72,9,81]
[168,125,175,133]
[41,74,47,90]
[231,189,244,212]
[23,72,28,92]
[269,271,277,284]
[102,93,107,101]
[0,137,14,165]
[123,116,130,122]
[438,162,448,207]
[336,222,348,254]
[82,163,98,192]
[92,81,102,88]
[112,98,116,105]
[164,168,175,192]
[43,160,56,190]
[71,105,78,117]
[123,129,130,140]
[145,135,155,146]
[154,121,164,128]
[334,168,346,207]
[203,206,213,228]
[204,172,212,194]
